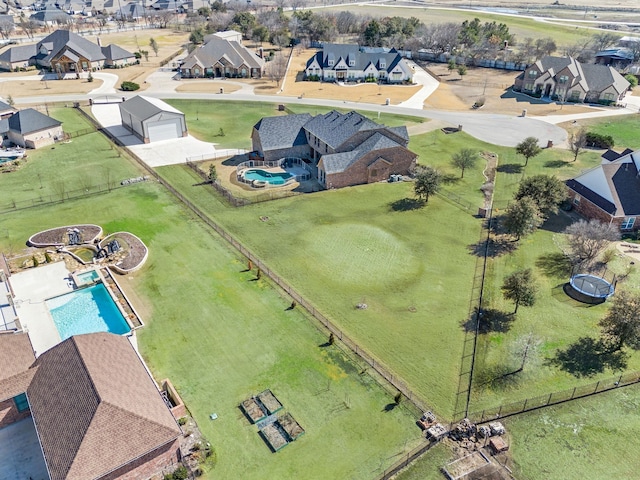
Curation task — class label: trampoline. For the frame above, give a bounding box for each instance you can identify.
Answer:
[567,273,615,304]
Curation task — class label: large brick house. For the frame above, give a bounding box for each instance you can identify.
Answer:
[179,32,265,79]
[0,30,134,73]
[565,149,640,230]
[252,110,417,189]
[305,44,413,83]
[513,56,629,104]
[3,108,63,148]
[0,332,182,480]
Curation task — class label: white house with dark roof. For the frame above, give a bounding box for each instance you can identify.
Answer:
[119,95,188,143]
[252,110,416,188]
[179,32,265,79]
[566,149,640,230]
[305,44,413,83]
[5,108,63,148]
[513,55,629,104]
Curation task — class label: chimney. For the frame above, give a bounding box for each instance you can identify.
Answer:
[97,37,102,47]
[258,47,263,59]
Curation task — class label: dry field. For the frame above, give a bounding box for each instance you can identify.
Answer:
[0,75,101,97]
[175,81,241,94]
[423,62,596,116]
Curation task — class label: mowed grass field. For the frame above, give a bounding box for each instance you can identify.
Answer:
[0,183,421,479]
[156,164,480,416]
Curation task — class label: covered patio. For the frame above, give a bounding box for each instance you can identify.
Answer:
[0,416,49,480]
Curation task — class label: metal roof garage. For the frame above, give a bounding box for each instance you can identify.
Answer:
[119,95,187,143]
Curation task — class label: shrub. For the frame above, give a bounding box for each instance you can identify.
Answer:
[172,466,189,480]
[305,74,320,81]
[586,132,614,149]
[120,81,140,91]
[178,416,188,426]
[625,73,638,90]
[134,51,142,59]
[473,97,485,108]
[32,255,39,267]
[87,72,93,83]
[44,252,52,263]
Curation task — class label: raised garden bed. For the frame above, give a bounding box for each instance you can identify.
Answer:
[28,224,102,247]
[257,389,283,415]
[241,397,267,424]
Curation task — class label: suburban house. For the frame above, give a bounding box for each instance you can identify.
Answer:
[178,32,265,79]
[565,149,640,230]
[0,331,182,480]
[513,56,630,104]
[252,110,417,189]
[119,95,188,143]
[0,100,17,119]
[0,29,134,73]
[29,8,72,26]
[595,48,634,69]
[100,44,137,68]
[304,44,413,83]
[2,108,63,148]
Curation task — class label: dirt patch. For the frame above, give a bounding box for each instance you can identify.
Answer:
[0,77,102,97]
[423,63,596,116]
[176,81,241,94]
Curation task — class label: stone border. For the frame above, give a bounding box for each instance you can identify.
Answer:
[28,224,102,248]
[102,231,148,274]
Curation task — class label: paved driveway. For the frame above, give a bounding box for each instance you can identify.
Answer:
[91,104,234,167]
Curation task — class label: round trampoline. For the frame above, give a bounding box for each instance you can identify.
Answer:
[567,274,615,303]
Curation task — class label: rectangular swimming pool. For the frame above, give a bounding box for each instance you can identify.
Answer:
[46,283,130,340]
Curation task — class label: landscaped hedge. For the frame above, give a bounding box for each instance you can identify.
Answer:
[586,132,615,149]
[120,81,140,91]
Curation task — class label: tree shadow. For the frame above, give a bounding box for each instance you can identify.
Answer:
[539,212,574,234]
[389,197,424,211]
[468,235,517,258]
[536,252,572,278]
[496,163,523,174]
[473,363,522,391]
[441,173,460,185]
[547,337,628,377]
[382,403,397,412]
[461,308,515,334]
[544,159,571,168]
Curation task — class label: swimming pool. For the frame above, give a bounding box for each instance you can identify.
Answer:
[75,270,100,286]
[243,169,293,185]
[46,283,130,340]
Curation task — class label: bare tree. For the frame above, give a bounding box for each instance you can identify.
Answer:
[0,20,14,39]
[52,181,67,202]
[591,32,621,53]
[568,128,587,162]
[266,52,288,86]
[564,219,620,265]
[19,17,39,39]
[155,10,175,29]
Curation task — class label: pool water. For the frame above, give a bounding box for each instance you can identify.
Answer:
[76,270,99,285]
[244,169,293,185]
[46,283,130,340]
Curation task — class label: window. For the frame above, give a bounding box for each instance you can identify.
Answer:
[558,75,569,84]
[380,61,386,69]
[603,93,615,101]
[349,58,355,67]
[328,59,334,66]
[570,90,580,100]
[82,61,88,69]
[14,393,29,412]
[524,83,533,90]
[621,217,636,230]
[573,195,581,205]
[528,70,537,78]
[371,169,378,177]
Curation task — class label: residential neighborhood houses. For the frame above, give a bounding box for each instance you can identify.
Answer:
[0,3,640,479]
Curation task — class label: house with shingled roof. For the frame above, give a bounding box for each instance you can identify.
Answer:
[5,108,63,148]
[179,32,265,79]
[513,55,629,105]
[252,110,417,189]
[565,149,640,230]
[0,332,182,480]
[305,44,413,83]
[0,30,134,74]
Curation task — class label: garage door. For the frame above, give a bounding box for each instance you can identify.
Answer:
[147,120,180,142]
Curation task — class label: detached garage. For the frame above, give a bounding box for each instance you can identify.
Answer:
[119,95,187,144]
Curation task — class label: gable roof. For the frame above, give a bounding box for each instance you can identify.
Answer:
[8,108,62,134]
[253,113,312,151]
[303,110,379,150]
[0,43,37,63]
[182,35,264,71]
[36,29,105,66]
[567,150,640,217]
[320,132,403,174]
[101,43,135,61]
[307,44,406,75]
[0,332,35,383]
[120,95,184,121]
[30,8,71,23]
[28,333,180,480]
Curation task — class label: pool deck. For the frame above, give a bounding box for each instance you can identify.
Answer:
[9,262,71,356]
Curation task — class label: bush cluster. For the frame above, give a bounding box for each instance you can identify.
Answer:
[120,81,140,91]
[585,132,614,149]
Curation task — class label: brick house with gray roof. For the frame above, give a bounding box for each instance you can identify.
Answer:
[565,149,640,230]
[252,110,417,188]
[0,332,182,480]
[5,108,63,148]
[179,32,265,79]
[305,44,413,83]
[513,56,629,104]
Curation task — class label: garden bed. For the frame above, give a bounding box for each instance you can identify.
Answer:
[28,224,102,247]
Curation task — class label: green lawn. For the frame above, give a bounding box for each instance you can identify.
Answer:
[0,183,422,480]
[0,107,144,210]
[504,386,640,479]
[156,164,480,417]
[577,115,640,151]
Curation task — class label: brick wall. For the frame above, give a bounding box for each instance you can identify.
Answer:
[325,147,416,189]
[98,438,181,480]
[567,190,615,225]
[0,398,30,429]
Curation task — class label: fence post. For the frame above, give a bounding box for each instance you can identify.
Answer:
[547,393,552,405]
[594,381,600,393]
[522,399,528,412]
[571,387,577,399]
